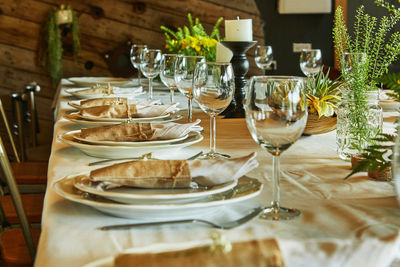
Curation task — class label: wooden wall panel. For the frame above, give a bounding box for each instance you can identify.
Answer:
[0,0,264,159]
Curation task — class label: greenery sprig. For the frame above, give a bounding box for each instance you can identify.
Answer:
[160,14,223,62]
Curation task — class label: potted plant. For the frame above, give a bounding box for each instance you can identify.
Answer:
[304,68,342,135]
[333,1,400,160]
[44,5,80,86]
[160,14,223,62]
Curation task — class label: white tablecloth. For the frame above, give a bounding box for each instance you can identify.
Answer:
[35,79,400,266]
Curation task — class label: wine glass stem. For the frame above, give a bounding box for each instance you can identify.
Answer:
[148,78,153,100]
[138,69,142,85]
[188,97,193,122]
[170,88,174,103]
[210,115,216,155]
[271,154,281,212]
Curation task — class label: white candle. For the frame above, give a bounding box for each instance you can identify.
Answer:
[216,42,233,62]
[225,18,253,41]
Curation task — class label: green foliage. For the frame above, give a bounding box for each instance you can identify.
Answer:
[305,69,342,118]
[345,133,395,179]
[376,72,400,101]
[45,7,80,87]
[160,14,223,62]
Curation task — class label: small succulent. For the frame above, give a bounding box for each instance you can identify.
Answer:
[305,69,342,118]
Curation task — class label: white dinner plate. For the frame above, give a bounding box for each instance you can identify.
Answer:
[69,130,188,147]
[63,113,184,127]
[68,77,132,87]
[65,87,143,99]
[72,173,238,204]
[54,176,263,220]
[58,131,203,159]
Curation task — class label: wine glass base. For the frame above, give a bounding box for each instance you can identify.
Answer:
[259,206,301,221]
[197,152,231,160]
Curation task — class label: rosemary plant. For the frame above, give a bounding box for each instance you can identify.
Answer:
[333,2,400,155]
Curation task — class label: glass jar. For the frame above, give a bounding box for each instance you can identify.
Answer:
[336,89,383,160]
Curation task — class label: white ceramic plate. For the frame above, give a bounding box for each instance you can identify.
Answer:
[58,131,203,159]
[65,87,143,99]
[63,113,184,127]
[69,130,188,147]
[54,176,263,220]
[68,77,132,87]
[72,173,238,204]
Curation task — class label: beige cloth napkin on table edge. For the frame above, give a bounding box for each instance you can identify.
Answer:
[89,152,258,188]
[79,103,178,118]
[80,119,202,141]
[79,98,160,108]
[75,83,114,95]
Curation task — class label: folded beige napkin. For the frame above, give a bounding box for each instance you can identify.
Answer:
[79,103,178,118]
[80,97,127,108]
[80,119,202,141]
[76,83,114,95]
[89,152,258,188]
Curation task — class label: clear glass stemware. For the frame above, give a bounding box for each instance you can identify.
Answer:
[244,76,308,220]
[255,45,273,71]
[160,54,179,103]
[174,55,206,122]
[140,49,162,100]
[193,62,235,159]
[130,44,147,86]
[299,49,322,79]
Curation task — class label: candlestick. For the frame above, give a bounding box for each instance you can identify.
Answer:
[225,19,253,41]
[221,41,257,118]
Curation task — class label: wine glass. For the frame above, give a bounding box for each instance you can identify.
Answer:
[255,45,273,71]
[160,54,179,103]
[299,49,322,79]
[341,52,368,83]
[174,55,206,122]
[244,76,308,220]
[140,49,162,100]
[130,44,147,86]
[193,62,235,159]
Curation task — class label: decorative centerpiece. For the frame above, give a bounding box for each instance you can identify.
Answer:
[333,1,400,160]
[160,14,223,62]
[303,69,342,135]
[42,5,80,86]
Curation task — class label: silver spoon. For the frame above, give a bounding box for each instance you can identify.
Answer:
[98,206,263,231]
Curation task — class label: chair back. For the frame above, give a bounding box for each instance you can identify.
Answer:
[0,135,35,259]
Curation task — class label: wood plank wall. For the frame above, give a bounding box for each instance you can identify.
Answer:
[0,0,263,156]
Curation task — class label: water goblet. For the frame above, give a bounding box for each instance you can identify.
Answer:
[244,76,308,220]
[174,55,206,122]
[299,49,322,79]
[341,52,368,83]
[160,54,179,103]
[193,62,235,159]
[140,49,162,100]
[255,45,273,71]
[130,44,147,86]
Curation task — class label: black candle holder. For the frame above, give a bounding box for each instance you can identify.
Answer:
[221,41,257,118]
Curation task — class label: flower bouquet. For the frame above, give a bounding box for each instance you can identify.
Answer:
[160,14,223,62]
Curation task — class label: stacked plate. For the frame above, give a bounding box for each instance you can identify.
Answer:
[58,130,203,159]
[54,174,263,220]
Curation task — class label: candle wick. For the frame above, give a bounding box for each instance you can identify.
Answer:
[237,16,240,20]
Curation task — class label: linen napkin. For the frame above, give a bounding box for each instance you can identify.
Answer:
[79,98,159,108]
[80,119,202,141]
[89,152,258,188]
[76,83,114,95]
[79,103,178,118]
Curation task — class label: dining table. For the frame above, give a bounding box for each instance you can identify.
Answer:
[34,78,400,267]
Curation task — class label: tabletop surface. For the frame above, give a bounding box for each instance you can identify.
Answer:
[35,79,400,267]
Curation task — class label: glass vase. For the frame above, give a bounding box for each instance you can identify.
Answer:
[336,89,383,160]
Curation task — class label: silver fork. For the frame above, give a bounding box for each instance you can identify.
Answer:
[98,206,264,231]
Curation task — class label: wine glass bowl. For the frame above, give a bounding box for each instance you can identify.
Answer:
[174,55,206,122]
[255,45,273,70]
[194,62,235,159]
[140,49,162,100]
[130,44,147,86]
[299,49,322,79]
[160,54,179,103]
[244,76,307,220]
